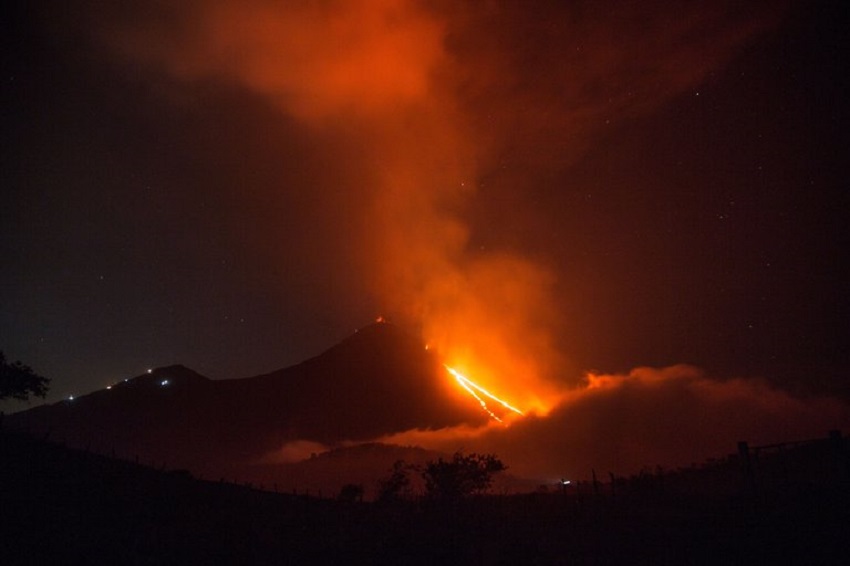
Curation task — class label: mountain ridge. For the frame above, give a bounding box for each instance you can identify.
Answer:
[6,322,486,488]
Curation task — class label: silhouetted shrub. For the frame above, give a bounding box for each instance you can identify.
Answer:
[422,452,506,502]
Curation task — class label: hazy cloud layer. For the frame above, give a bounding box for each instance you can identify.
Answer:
[376,364,850,480]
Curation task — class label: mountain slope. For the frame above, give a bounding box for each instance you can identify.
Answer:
[6,322,485,481]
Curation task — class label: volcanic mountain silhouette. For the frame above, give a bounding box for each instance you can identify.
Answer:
[6,322,487,483]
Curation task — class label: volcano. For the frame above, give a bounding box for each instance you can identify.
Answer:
[6,322,487,490]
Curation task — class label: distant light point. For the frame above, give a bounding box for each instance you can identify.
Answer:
[147,369,153,374]
[160,379,170,387]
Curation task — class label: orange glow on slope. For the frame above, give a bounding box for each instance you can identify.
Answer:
[445,365,524,423]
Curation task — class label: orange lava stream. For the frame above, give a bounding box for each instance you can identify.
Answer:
[444,365,524,423]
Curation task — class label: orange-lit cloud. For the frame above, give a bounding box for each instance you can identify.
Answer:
[375,365,850,480]
[90,0,568,405]
[264,439,330,464]
[79,1,806,474]
[106,0,446,123]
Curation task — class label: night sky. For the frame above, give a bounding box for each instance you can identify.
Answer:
[2,0,848,419]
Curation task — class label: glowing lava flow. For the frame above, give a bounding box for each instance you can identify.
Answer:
[444,365,524,423]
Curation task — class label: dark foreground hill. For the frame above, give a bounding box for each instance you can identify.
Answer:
[5,322,486,491]
[2,427,848,565]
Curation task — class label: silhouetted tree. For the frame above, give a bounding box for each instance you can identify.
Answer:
[0,351,50,401]
[376,460,413,503]
[422,452,506,502]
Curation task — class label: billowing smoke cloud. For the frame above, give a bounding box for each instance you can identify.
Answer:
[80,0,787,412]
[70,1,828,477]
[377,364,850,480]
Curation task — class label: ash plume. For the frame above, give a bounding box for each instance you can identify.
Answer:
[76,0,787,408]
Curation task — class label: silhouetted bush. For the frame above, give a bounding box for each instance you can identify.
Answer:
[422,452,505,502]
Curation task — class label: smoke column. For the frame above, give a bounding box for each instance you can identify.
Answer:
[86,0,786,413]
